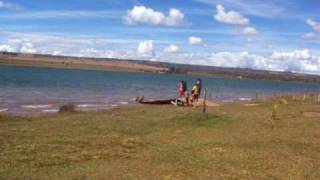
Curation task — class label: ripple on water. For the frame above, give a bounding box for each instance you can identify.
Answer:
[119,102,129,105]
[0,108,8,113]
[76,104,108,108]
[21,104,54,109]
[239,98,252,101]
[42,109,59,113]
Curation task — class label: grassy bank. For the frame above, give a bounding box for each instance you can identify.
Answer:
[0,100,319,179]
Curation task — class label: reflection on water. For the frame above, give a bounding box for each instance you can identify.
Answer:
[0,66,320,115]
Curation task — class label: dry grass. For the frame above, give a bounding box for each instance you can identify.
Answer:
[0,99,319,179]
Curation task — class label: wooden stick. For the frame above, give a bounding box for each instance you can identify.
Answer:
[203,88,207,113]
[303,94,307,101]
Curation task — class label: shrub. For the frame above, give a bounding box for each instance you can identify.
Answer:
[59,104,76,113]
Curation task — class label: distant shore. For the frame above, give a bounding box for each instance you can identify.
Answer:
[0,52,169,73]
[1,51,320,83]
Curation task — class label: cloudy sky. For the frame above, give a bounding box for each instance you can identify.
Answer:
[0,0,320,74]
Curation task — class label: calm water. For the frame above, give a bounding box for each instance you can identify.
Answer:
[0,66,320,115]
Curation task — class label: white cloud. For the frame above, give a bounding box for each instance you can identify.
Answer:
[271,49,312,60]
[242,27,258,36]
[137,40,154,54]
[156,49,320,74]
[20,42,37,54]
[166,8,186,26]
[164,44,179,53]
[306,19,320,32]
[0,44,15,52]
[3,32,148,46]
[0,39,37,54]
[0,1,22,10]
[214,5,260,37]
[2,32,320,75]
[269,49,319,73]
[158,51,269,70]
[301,32,318,40]
[123,6,186,26]
[193,0,285,18]
[214,4,249,25]
[52,51,61,56]
[0,32,168,61]
[79,48,138,59]
[188,36,205,46]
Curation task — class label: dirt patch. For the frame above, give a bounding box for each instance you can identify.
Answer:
[303,111,320,117]
[195,99,220,107]
[244,104,259,107]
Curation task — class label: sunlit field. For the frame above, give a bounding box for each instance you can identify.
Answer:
[1,97,319,179]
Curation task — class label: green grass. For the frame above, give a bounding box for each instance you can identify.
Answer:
[0,101,319,179]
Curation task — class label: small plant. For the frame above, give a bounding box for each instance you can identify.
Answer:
[59,104,76,113]
[272,103,278,120]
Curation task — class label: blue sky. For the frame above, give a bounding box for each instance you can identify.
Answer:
[0,0,320,74]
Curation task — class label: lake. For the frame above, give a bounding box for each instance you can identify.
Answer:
[0,66,319,115]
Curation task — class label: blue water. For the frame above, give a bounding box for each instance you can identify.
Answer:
[0,66,320,115]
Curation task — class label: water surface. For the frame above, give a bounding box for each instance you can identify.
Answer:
[0,66,319,115]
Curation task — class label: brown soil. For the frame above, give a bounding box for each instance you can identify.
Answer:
[244,103,259,107]
[303,111,320,117]
[195,99,220,107]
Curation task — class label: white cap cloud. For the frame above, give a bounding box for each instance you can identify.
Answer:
[124,6,186,26]
[214,4,249,25]
[214,5,259,37]
[189,36,205,46]
[137,40,154,54]
[307,19,320,32]
[242,27,258,36]
[164,44,179,53]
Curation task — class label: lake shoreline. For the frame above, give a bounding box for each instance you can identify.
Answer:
[1,94,318,117]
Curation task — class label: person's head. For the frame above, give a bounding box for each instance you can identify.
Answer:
[196,78,201,85]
